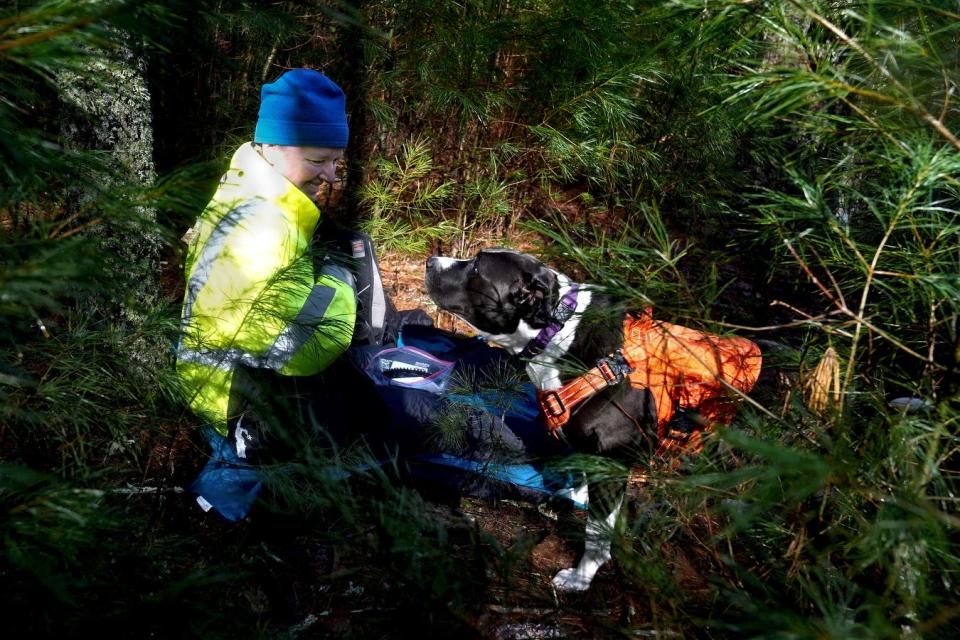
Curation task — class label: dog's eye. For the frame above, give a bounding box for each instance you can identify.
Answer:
[471,262,481,276]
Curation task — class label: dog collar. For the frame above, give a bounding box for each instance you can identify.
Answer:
[518,285,579,360]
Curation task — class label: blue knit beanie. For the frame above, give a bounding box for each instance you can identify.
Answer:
[254,69,349,148]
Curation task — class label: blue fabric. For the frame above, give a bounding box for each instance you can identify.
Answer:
[254,69,349,148]
[396,326,562,455]
[189,429,262,522]
[411,454,587,509]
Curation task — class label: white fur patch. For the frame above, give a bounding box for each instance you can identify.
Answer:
[552,495,622,592]
[557,482,590,507]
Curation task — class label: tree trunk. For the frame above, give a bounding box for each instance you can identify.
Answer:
[58,37,161,325]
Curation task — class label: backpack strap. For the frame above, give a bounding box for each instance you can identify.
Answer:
[338,231,401,346]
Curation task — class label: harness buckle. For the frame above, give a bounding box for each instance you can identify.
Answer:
[540,391,567,418]
[596,350,633,386]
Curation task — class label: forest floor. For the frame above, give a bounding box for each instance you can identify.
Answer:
[158,460,708,639]
[177,497,672,638]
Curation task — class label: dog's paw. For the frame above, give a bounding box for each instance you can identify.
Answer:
[552,568,593,592]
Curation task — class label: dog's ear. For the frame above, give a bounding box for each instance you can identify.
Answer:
[516,265,557,328]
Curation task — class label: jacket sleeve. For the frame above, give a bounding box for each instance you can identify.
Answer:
[271,265,357,376]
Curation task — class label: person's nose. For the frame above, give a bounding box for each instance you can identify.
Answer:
[317,160,338,184]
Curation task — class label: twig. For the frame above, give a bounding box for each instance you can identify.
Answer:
[807,244,847,310]
[782,239,838,305]
[716,304,853,339]
[0,15,97,52]
[487,604,558,615]
[111,484,185,495]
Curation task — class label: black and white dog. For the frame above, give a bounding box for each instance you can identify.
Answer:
[426,249,673,592]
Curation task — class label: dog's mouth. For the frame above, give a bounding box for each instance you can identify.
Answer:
[428,291,474,322]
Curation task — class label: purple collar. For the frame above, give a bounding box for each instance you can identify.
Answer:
[518,285,579,360]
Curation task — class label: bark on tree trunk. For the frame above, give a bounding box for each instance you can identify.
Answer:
[58,37,161,325]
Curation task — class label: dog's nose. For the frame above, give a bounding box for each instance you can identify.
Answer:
[426,256,438,271]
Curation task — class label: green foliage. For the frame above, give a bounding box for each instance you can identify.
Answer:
[0,463,244,637]
[0,2,241,635]
[529,203,703,316]
[263,450,495,613]
[359,138,457,253]
[431,358,529,462]
[4,0,960,636]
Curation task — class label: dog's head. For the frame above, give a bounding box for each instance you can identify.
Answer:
[425,249,559,336]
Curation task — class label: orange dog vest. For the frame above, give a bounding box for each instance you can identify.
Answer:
[537,310,762,456]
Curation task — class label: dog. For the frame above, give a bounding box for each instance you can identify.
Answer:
[425,248,764,592]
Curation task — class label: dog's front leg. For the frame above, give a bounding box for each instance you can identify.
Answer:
[552,493,623,592]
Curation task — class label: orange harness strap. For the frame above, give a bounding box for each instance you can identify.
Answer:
[537,310,763,456]
[538,352,633,434]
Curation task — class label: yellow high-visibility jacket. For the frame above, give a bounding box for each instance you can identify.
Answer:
[176,143,356,434]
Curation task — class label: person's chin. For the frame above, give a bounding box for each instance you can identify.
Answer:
[300,182,322,200]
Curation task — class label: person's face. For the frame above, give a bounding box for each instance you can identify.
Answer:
[260,144,344,199]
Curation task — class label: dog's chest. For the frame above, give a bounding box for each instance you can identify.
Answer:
[526,360,563,390]
[522,289,594,391]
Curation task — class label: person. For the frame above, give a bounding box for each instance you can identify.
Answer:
[176,68,361,467]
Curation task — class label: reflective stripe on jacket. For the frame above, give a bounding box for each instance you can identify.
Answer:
[176,143,356,433]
